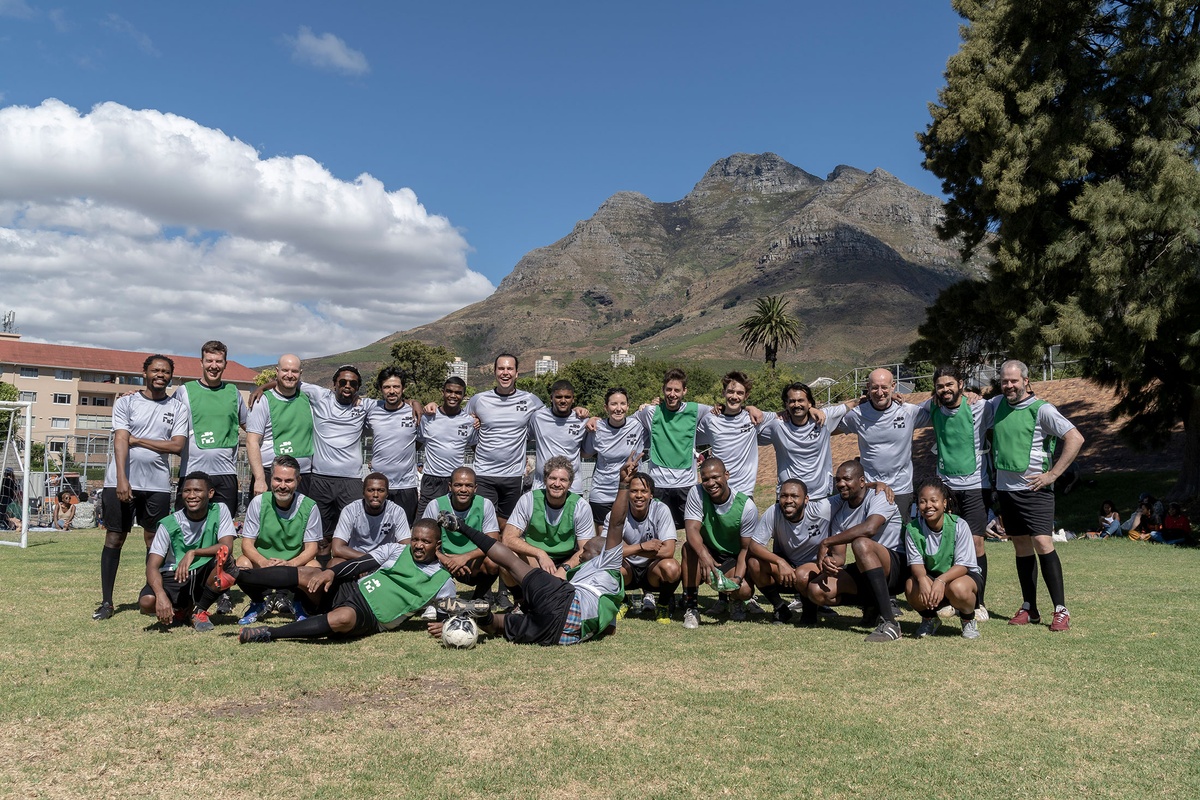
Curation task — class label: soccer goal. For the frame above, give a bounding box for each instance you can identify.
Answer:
[0,401,34,548]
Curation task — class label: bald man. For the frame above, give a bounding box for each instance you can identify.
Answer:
[247,354,315,497]
[833,368,927,524]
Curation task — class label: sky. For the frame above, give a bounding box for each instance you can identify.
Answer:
[0,1,966,368]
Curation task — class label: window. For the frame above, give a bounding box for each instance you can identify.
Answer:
[18,391,35,403]
[82,395,111,407]
[55,369,73,381]
[83,372,116,383]
[48,441,64,453]
[76,414,112,431]
[50,417,69,429]
[52,393,71,405]
[19,367,37,378]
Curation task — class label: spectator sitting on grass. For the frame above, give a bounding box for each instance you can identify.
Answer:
[53,490,76,531]
[1123,500,1157,541]
[1094,500,1121,539]
[1151,503,1191,546]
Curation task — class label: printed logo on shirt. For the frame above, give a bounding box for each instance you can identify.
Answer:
[625,434,640,446]
[892,418,906,429]
[457,425,471,438]
[569,424,582,435]
[278,440,294,454]
[199,430,216,446]
[515,401,528,412]
[162,411,175,425]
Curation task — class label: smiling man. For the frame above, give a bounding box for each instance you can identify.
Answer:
[422,466,502,602]
[93,354,188,622]
[746,478,835,624]
[605,469,679,620]
[246,354,315,497]
[633,369,710,530]
[530,379,589,494]
[364,367,422,523]
[416,377,476,517]
[330,472,410,565]
[698,371,765,496]
[757,382,846,499]
[173,341,248,516]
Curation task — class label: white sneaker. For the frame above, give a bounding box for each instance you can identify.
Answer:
[730,601,748,621]
[420,605,437,620]
[975,605,990,622]
[787,598,806,613]
[642,594,657,614]
[683,607,700,629]
[961,619,981,639]
[937,604,957,619]
[744,597,766,615]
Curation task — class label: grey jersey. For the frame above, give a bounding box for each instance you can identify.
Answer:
[683,485,759,536]
[104,392,188,492]
[333,499,411,552]
[507,491,595,542]
[905,514,980,574]
[987,395,1078,492]
[418,408,476,478]
[530,407,588,493]
[421,495,501,536]
[465,389,544,477]
[241,493,324,543]
[835,401,925,493]
[365,401,419,489]
[602,499,677,567]
[753,497,832,565]
[830,488,902,553]
[697,410,759,495]
[175,382,248,477]
[756,405,849,498]
[633,403,710,489]
[299,382,366,478]
[917,398,992,491]
[583,418,647,504]
[148,505,237,572]
[246,388,313,473]
[569,543,624,638]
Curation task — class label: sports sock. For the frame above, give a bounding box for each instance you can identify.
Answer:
[327,556,378,582]
[451,520,497,555]
[194,583,221,613]
[1037,550,1066,609]
[471,574,497,599]
[1015,554,1039,613]
[100,546,121,605]
[683,587,699,610]
[977,554,989,606]
[237,565,299,591]
[862,568,894,622]
[761,585,785,611]
[267,615,334,640]
[959,609,976,621]
[657,580,680,608]
[510,583,524,607]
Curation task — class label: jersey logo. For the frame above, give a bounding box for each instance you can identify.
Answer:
[892,418,906,429]
[162,411,175,425]
[569,424,582,435]
[626,435,640,446]
[199,430,216,446]
[277,440,294,454]
[515,402,528,412]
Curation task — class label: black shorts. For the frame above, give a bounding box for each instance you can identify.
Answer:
[475,475,524,520]
[139,560,215,609]
[330,581,381,638]
[589,500,614,527]
[388,488,418,525]
[653,486,691,529]
[102,488,171,535]
[927,569,985,609]
[263,466,313,497]
[417,474,452,516]
[503,568,576,646]
[998,489,1055,538]
[951,488,990,539]
[309,474,364,539]
[176,473,240,516]
[626,560,671,591]
[845,548,909,595]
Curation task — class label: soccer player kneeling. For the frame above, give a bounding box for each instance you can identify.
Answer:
[904,479,983,640]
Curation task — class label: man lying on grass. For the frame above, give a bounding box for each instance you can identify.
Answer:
[426,454,638,646]
[237,519,455,643]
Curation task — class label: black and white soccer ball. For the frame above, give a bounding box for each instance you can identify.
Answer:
[441,613,479,650]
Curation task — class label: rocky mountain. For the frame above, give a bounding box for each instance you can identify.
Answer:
[314,152,987,377]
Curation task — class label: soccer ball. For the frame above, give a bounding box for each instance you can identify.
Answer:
[441,613,479,650]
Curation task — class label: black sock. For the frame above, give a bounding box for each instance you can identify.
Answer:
[959,610,976,622]
[194,584,221,612]
[267,615,334,640]
[1038,550,1066,608]
[683,587,699,609]
[471,574,497,599]
[658,580,680,608]
[510,584,524,607]
[478,611,495,628]
[862,568,894,622]
[454,521,497,555]
[761,585,785,610]
[798,596,819,619]
[1015,554,1039,613]
[238,566,299,591]
[100,546,121,605]
[977,554,989,606]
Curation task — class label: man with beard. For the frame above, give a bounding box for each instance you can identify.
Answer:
[746,478,835,624]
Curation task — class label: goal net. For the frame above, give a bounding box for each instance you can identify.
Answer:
[0,401,33,548]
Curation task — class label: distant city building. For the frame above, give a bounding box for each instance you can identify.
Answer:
[534,355,559,377]
[446,357,469,381]
[610,348,635,367]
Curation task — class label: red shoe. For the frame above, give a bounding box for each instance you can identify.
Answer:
[1049,607,1070,632]
[212,545,237,591]
[1008,607,1042,625]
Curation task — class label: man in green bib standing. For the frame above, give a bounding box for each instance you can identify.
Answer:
[632,369,709,530]
[987,360,1083,632]
[422,466,502,603]
[247,354,315,497]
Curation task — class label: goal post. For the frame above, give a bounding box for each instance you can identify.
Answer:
[0,401,33,548]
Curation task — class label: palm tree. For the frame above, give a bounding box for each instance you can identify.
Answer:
[738,295,803,370]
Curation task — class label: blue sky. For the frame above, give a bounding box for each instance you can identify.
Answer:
[0,1,965,366]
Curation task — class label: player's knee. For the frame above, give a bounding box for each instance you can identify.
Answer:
[658,558,681,583]
[138,595,156,614]
[327,607,357,633]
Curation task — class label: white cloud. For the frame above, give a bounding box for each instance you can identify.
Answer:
[285,26,369,76]
[0,0,33,19]
[102,13,160,57]
[0,99,494,363]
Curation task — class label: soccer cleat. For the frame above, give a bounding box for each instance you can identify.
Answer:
[641,593,657,614]
[92,601,114,621]
[744,597,766,615]
[890,598,905,618]
[1008,607,1041,626]
[864,620,902,642]
[238,601,266,625]
[172,608,190,626]
[494,587,515,611]
[787,598,806,613]
[238,625,273,644]
[212,545,237,590]
[626,596,640,616]
[435,596,492,618]
[682,607,700,629]
[709,598,728,616]
[191,610,215,632]
[729,600,748,622]
[914,617,941,639]
[1049,607,1071,632]
[420,605,438,621]
[961,618,981,639]
[771,605,793,625]
[267,591,291,615]
[656,606,672,625]
[291,598,308,622]
[817,605,838,617]
[215,593,234,615]
[937,604,958,619]
[975,605,990,623]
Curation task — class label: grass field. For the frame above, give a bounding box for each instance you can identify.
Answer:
[2,528,1199,800]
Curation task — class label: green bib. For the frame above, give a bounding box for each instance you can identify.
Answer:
[932,402,978,477]
[527,490,581,557]
[357,546,451,628]
[649,403,699,471]
[265,390,315,460]
[566,563,626,641]
[435,494,486,555]
[993,399,1052,473]
[906,513,959,574]
[255,494,316,561]
[700,491,749,559]
[162,504,221,571]
[185,381,240,449]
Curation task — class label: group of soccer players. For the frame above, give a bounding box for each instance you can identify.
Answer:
[96,341,1084,646]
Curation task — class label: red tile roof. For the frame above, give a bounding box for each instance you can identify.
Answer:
[0,339,259,383]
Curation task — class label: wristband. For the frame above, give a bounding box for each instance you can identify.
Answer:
[618,483,630,489]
